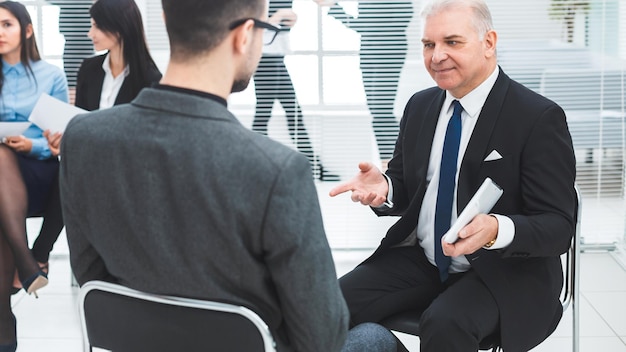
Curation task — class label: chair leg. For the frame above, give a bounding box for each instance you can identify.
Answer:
[394,335,409,352]
[572,277,579,352]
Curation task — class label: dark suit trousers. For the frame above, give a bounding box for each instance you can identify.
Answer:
[252,55,315,164]
[339,245,500,352]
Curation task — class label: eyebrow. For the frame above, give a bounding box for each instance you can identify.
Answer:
[422,34,465,43]
[444,34,465,41]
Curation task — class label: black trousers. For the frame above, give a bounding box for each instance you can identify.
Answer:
[360,43,406,161]
[253,55,316,165]
[16,155,64,263]
[339,245,500,352]
[30,175,64,264]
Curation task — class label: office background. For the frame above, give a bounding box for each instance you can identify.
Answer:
[3,1,625,350]
[19,0,626,267]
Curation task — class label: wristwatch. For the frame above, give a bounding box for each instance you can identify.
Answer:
[483,235,497,248]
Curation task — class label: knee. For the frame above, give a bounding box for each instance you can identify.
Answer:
[342,323,397,352]
[0,144,12,158]
[0,145,16,167]
[419,304,466,344]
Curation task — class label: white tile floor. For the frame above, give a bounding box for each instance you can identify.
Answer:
[11,182,626,351]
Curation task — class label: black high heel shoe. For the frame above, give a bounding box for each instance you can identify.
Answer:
[0,314,17,352]
[21,271,48,298]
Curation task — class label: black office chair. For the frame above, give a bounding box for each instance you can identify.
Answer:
[381,186,581,352]
[78,280,277,352]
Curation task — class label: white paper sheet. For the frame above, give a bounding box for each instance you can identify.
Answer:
[28,93,87,133]
[0,121,32,139]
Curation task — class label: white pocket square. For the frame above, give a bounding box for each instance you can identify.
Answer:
[484,150,503,162]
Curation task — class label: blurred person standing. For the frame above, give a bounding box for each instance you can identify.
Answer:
[314,0,413,169]
[48,0,94,104]
[253,0,338,181]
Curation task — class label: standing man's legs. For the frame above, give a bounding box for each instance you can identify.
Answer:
[360,50,405,163]
[253,55,281,135]
[274,58,316,165]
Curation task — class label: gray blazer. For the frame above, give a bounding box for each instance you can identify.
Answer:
[60,87,349,352]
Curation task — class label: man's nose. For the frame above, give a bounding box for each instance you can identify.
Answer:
[431,45,447,63]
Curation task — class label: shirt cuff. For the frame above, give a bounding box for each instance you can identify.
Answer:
[374,173,394,209]
[29,138,51,160]
[484,214,514,249]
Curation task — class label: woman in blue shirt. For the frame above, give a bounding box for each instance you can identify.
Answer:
[0,2,68,350]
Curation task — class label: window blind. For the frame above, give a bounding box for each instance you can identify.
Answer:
[29,0,626,249]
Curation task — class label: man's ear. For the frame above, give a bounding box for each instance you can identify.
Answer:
[231,19,255,55]
[484,29,497,58]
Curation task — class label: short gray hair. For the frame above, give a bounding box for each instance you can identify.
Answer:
[420,0,494,40]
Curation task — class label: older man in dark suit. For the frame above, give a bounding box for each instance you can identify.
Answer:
[330,0,577,351]
[58,0,401,351]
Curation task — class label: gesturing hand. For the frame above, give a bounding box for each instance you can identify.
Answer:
[329,162,389,207]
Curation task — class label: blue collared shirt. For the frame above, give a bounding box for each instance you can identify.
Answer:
[1,59,68,159]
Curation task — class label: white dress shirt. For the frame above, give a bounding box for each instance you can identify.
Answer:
[388,67,514,274]
[99,53,129,110]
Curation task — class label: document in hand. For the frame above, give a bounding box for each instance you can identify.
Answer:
[442,177,503,244]
[28,93,87,134]
[0,121,31,139]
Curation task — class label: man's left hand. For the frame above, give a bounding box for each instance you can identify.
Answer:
[442,214,498,257]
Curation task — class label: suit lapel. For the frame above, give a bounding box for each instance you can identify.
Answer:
[115,80,132,105]
[457,68,511,208]
[411,90,446,184]
[89,59,106,111]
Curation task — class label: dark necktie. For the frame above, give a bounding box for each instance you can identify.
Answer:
[434,100,463,282]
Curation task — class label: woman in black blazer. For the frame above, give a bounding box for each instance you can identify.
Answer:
[74,0,162,111]
[35,0,162,272]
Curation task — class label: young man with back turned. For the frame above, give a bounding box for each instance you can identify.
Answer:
[60,0,396,350]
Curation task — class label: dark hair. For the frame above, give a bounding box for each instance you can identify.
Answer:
[0,1,41,93]
[161,0,266,60]
[90,0,158,98]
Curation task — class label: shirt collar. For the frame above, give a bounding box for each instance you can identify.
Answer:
[154,84,228,107]
[444,66,499,119]
[102,53,129,78]
[2,59,26,75]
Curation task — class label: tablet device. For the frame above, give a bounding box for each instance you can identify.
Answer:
[442,177,503,244]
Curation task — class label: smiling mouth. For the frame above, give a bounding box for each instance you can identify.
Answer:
[433,67,455,73]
